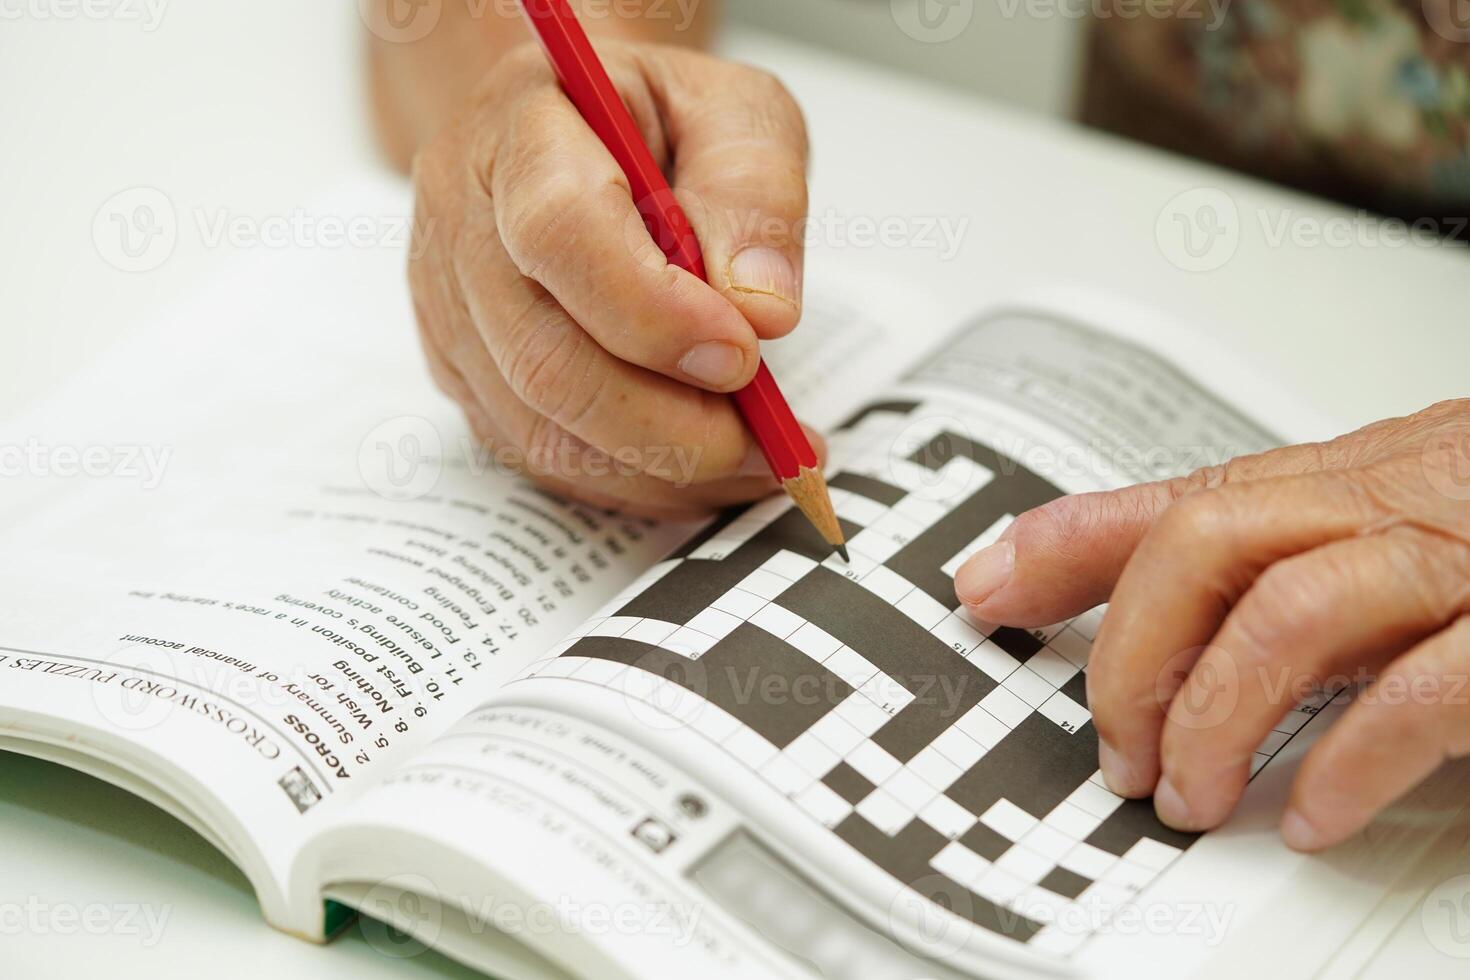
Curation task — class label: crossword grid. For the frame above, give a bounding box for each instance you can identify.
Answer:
[517,402,1328,955]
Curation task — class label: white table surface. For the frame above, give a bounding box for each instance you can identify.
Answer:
[2,4,1468,978]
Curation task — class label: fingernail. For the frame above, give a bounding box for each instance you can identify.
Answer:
[1153,774,1193,828]
[728,247,799,307]
[1098,739,1144,796]
[955,541,1014,606]
[1280,809,1322,851]
[680,341,747,389]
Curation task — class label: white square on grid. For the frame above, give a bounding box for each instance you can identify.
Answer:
[857,564,915,604]
[932,725,988,768]
[1002,665,1056,709]
[1050,626,1092,669]
[1258,729,1291,755]
[980,686,1034,728]
[749,603,804,639]
[835,693,892,735]
[994,844,1054,884]
[572,658,624,684]
[931,613,986,656]
[931,840,989,884]
[972,866,1030,906]
[623,618,679,646]
[763,549,819,582]
[846,740,902,784]
[1101,859,1154,892]
[1078,880,1132,915]
[1072,606,1107,641]
[859,673,915,712]
[686,608,743,641]
[981,798,1039,840]
[968,642,1022,684]
[760,754,811,796]
[824,549,878,579]
[835,492,889,526]
[1068,779,1125,820]
[868,510,925,546]
[954,704,1012,749]
[849,529,902,564]
[724,726,778,768]
[690,703,742,742]
[809,711,867,755]
[711,587,767,620]
[919,796,979,840]
[788,621,843,660]
[784,732,841,777]
[1011,886,1073,928]
[794,781,852,828]
[1029,926,1087,957]
[587,616,639,637]
[896,590,950,630]
[1043,801,1103,839]
[856,788,913,835]
[661,626,718,657]
[1059,842,1116,879]
[1027,647,1081,688]
[883,767,938,810]
[1250,753,1270,776]
[824,647,879,689]
[742,568,795,600]
[1038,692,1091,734]
[907,746,965,791]
[1020,823,1076,862]
[893,495,950,527]
[1122,838,1182,872]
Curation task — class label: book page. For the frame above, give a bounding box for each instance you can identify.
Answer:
[0,174,944,933]
[307,307,1303,974]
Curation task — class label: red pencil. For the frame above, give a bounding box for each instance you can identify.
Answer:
[516,0,847,560]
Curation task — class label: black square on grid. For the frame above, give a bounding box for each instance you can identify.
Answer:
[822,761,878,805]
[958,819,1013,861]
[1039,866,1092,899]
[991,627,1044,662]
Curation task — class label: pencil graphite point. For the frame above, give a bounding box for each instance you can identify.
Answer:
[835,544,850,563]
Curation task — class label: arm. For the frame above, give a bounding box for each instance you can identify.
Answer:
[368,0,718,172]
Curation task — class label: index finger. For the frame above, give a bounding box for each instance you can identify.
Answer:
[956,441,1347,627]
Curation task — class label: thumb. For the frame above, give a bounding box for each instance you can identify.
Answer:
[955,441,1343,627]
[643,54,810,338]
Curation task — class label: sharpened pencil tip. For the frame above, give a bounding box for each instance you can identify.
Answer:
[835,544,850,563]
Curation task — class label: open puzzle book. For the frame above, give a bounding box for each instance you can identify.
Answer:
[2,179,1460,980]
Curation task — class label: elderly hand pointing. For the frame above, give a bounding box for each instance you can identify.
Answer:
[955,400,1470,851]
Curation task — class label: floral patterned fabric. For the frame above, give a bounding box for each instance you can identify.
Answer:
[1084,0,1470,216]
